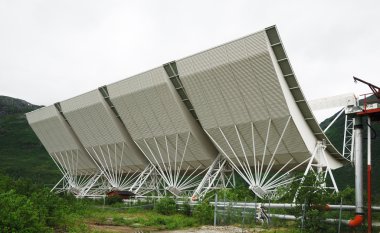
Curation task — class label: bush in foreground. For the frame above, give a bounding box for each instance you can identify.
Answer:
[193,201,213,225]
[154,196,177,215]
[0,190,48,233]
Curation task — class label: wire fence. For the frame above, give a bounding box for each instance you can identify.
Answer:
[92,194,375,232]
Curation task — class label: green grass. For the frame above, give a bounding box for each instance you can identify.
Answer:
[81,206,199,230]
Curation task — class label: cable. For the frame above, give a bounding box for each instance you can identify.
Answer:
[363,119,377,140]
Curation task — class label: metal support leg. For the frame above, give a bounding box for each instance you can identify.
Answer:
[192,155,232,200]
[293,140,339,203]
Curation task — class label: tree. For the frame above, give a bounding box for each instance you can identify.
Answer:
[0,190,49,233]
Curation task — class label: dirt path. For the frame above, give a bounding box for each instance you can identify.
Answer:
[89,224,159,233]
[160,226,265,233]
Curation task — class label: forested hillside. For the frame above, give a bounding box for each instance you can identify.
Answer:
[0,96,60,184]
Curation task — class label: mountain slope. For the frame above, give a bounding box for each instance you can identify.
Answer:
[0,96,60,184]
[0,96,41,116]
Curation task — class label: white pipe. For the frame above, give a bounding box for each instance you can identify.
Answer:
[353,116,364,214]
[269,214,298,220]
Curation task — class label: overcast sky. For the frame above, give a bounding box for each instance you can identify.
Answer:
[1,0,379,121]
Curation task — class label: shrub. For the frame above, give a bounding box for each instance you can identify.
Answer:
[0,190,48,233]
[193,201,213,225]
[105,195,124,205]
[30,188,68,227]
[154,197,177,215]
[293,173,338,233]
[216,186,255,201]
[180,200,192,216]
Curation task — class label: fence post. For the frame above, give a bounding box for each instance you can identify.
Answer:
[214,192,218,227]
[338,197,343,233]
[254,195,257,226]
[242,197,247,233]
[268,198,271,226]
[223,190,226,225]
[301,198,306,232]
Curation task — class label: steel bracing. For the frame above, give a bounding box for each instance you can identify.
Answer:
[192,154,235,200]
[128,164,163,196]
[343,116,355,162]
[84,142,143,192]
[134,132,207,196]
[204,118,314,199]
[49,149,104,197]
[293,140,339,202]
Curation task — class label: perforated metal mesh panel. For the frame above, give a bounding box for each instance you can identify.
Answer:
[26,105,98,174]
[107,67,217,169]
[176,29,342,169]
[60,90,147,171]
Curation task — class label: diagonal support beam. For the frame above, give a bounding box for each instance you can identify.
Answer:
[191,154,235,200]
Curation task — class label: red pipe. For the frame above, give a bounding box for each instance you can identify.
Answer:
[348,214,364,228]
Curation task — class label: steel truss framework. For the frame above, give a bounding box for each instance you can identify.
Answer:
[50,122,340,199]
[293,140,339,202]
[51,173,109,197]
[343,116,355,162]
[128,164,164,196]
[204,118,338,200]
[84,142,143,192]
[134,132,208,196]
[192,154,235,200]
[51,163,165,197]
[84,141,167,196]
[49,149,105,197]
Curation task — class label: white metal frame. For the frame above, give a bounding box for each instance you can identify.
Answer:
[128,164,164,196]
[323,108,345,133]
[85,142,142,192]
[49,149,103,197]
[342,116,355,163]
[293,140,339,202]
[191,154,235,200]
[135,132,206,196]
[205,118,311,199]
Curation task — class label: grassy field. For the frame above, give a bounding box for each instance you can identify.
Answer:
[64,204,302,233]
[72,206,198,232]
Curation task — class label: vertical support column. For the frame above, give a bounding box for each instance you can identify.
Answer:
[367,117,372,233]
[349,115,364,227]
[354,116,364,214]
[214,192,218,227]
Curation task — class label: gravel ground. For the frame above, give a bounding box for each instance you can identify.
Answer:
[160,226,265,233]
